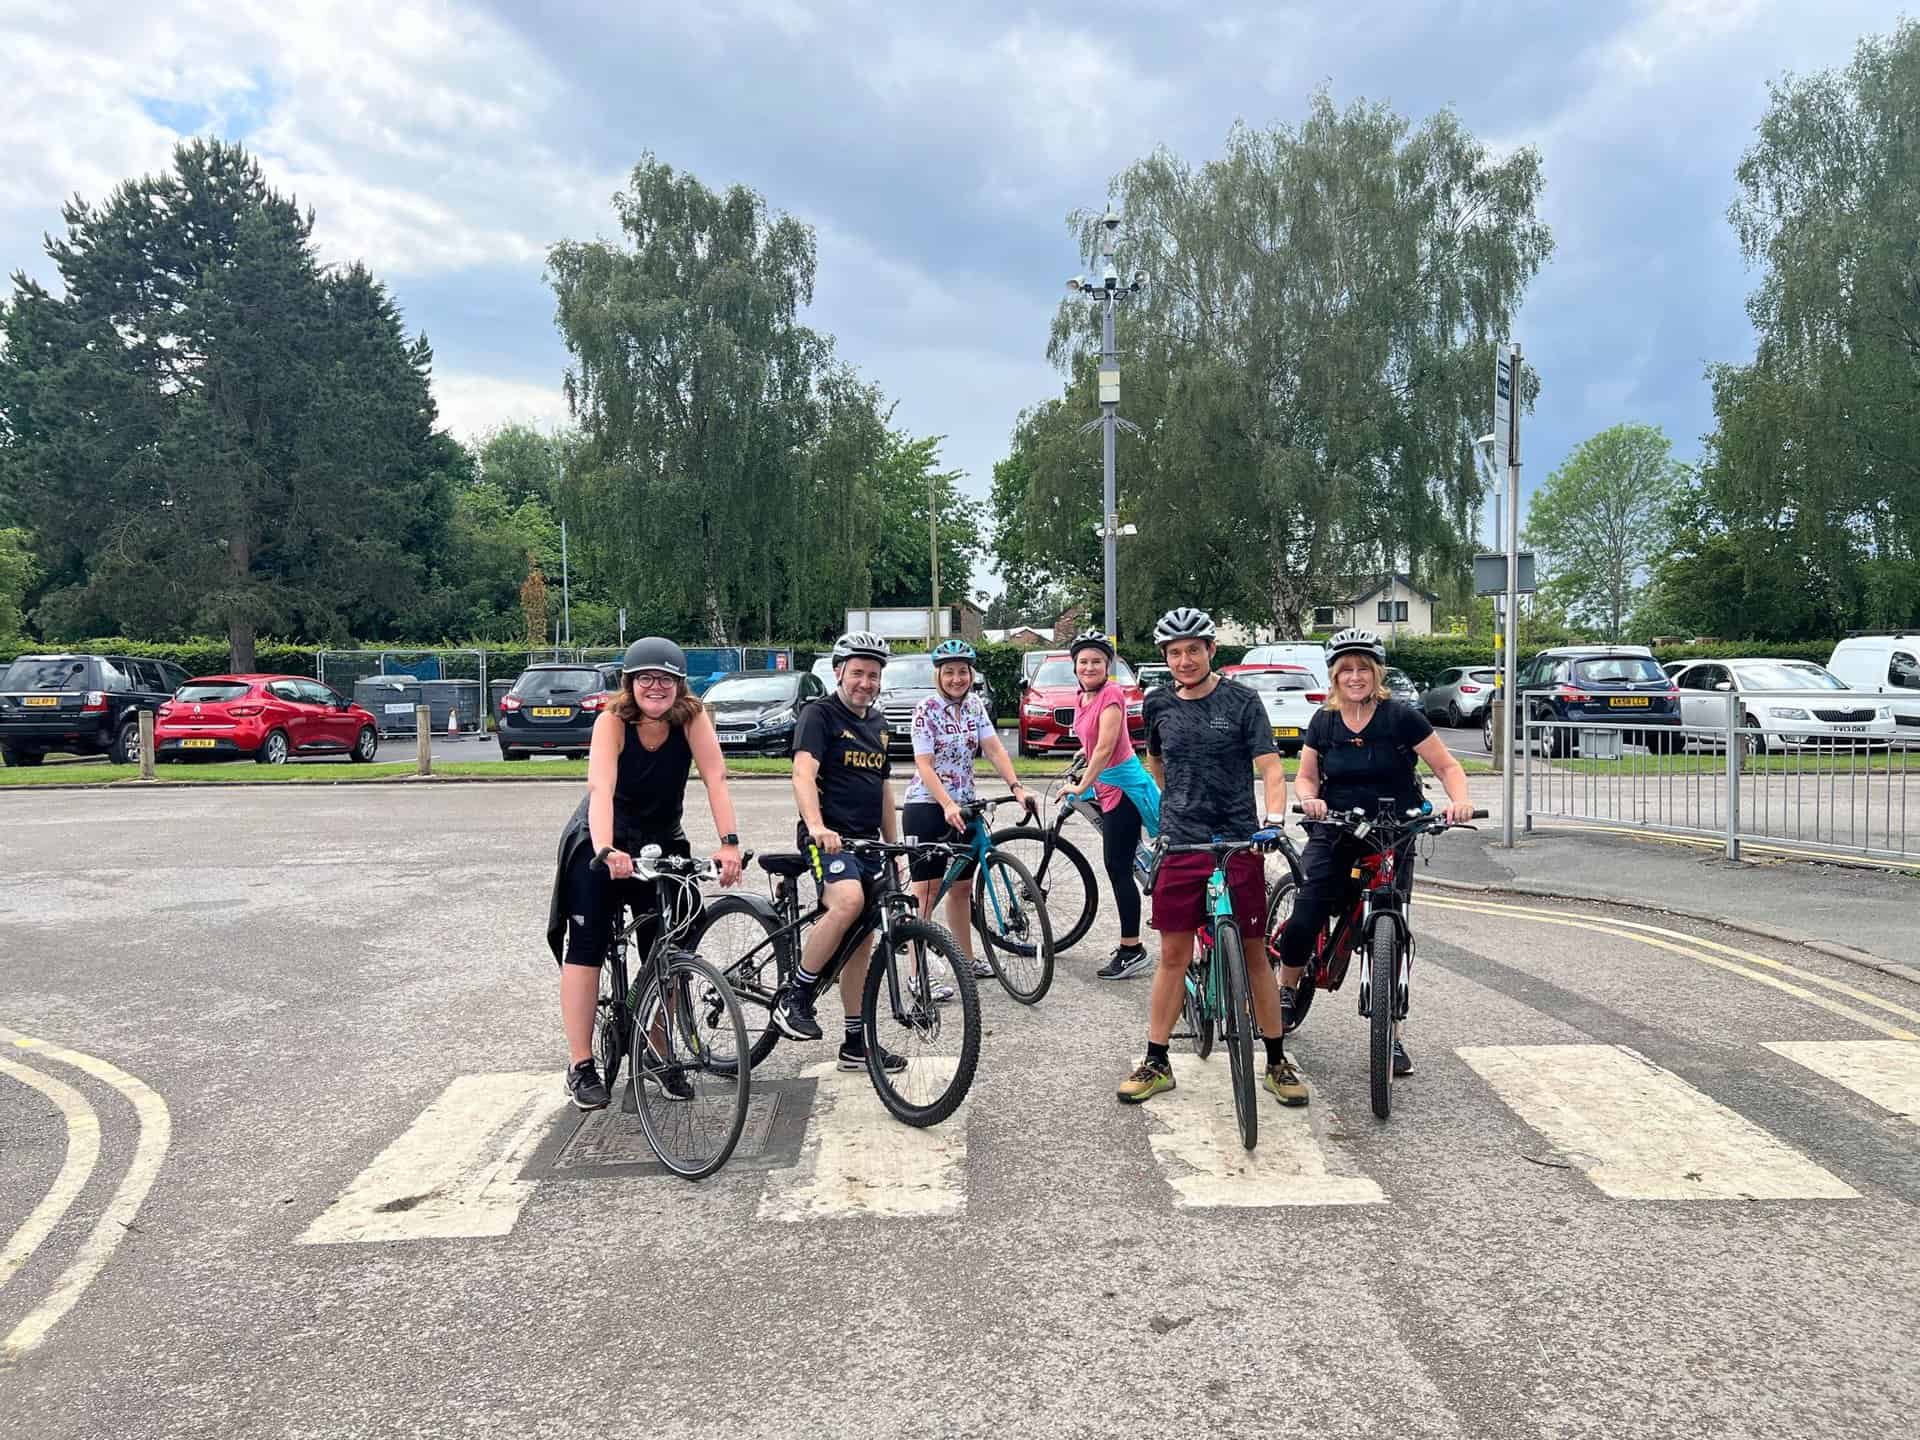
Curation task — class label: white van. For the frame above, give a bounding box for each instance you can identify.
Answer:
[1825,634,1920,731]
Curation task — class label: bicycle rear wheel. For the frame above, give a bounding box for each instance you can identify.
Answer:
[973,851,1054,1004]
[631,952,751,1180]
[864,916,980,1127]
[990,825,1096,953]
[687,894,785,1073]
[1368,922,1396,1120]
[594,942,630,1096]
[1218,924,1257,1151]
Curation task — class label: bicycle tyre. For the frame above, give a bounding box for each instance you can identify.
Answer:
[631,953,751,1180]
[989,825,1097,954]
[687,893,785,1073]
[594,944,630,1096]
[973,851,1055,1004]
[864,916,980,1128]
[1264,876,1313,1032]
[1218,924,1257,1151]
[1184,964,1214,1059]
[1369,921,1396,1120]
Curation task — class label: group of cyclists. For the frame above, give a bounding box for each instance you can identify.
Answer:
[547,608,1473,1116]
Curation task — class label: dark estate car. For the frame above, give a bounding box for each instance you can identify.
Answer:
[0,653,190,766]
[878,655,996,756]
[1494,645,1683,757]
[705,671,826,757]
[495,663,613,760]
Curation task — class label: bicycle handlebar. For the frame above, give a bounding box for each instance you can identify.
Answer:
[1158,828,1285,860]
[1290,805,1487,839]
[592,844,756,881]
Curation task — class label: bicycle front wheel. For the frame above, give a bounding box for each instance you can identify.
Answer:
[990,825,1096,953]
[1218,924,1257,1151]
[631,952,751,1180]
[1183,963,1214,1059]
[1264,876,1313,1033]
[1369,922,1396,1121]
[973,851,1054,1004]
[687,894,785,1073]
[864,917,980,1127]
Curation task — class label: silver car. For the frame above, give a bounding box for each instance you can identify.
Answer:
[1420,666,1499,727]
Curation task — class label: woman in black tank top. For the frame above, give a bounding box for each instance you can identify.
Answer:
[547,638,744,1111]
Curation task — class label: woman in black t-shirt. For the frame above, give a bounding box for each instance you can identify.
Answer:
[1275,629,1473,1078]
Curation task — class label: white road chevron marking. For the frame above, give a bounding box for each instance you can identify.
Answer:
[1766,1040,1920,1127]
[756,1062,967,1222]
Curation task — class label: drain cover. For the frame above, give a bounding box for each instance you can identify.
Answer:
[524,1076,816,1179]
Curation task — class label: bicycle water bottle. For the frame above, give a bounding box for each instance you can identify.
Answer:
[1134,840,1156,888]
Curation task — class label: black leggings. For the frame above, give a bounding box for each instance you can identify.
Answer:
[1098,794,1143,939]
[1276,831,1413,971]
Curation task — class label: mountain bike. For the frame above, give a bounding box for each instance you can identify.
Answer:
[686,837,980,1127]
[922,794,1055,1004]
[986,754,1101,953]
[1264,803,1485,1119]
[590,846,753,1180]
[1160,830,1283,1152]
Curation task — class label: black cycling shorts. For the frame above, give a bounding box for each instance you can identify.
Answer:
[559,837,691,968]
[901,802,977,882]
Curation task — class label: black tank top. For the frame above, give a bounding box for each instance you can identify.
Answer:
[611,718,692,851]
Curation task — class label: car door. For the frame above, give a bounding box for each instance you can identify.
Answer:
[265,680,315,751]
[301,681,354,747]
[1681,665,1730,730]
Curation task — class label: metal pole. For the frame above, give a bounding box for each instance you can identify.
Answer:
[560,519,572,648]
[1725,690,1742,861]
[1501,341,1522,848]
[929,464,941,644]
[1101,292,1118,639]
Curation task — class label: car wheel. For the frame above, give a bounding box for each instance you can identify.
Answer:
[350,726,378,763]
[116,719,141,766]
[501,746,527,762]
[1482,714,1496,753]
[255,729,291,765]
[2,746,44,767]
[1445,703,1462,729]
[1740,714,1767,761]
[1545,724,1570,761]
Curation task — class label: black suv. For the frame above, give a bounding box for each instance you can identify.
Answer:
[1497,645,1683,757]
[496,663,616,760]
[0,653,191,766]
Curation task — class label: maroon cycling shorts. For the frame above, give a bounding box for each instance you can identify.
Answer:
[1149,851,1267,935]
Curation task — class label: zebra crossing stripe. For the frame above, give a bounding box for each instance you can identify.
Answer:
[1458,1043,1858,1202]
[1765,1041,1920,1126]
[299,1072,567,1244]
[756,1062,967,1222]
[1143,1061,1385,1208]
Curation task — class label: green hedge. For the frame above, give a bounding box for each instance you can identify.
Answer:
[3,636,319,677]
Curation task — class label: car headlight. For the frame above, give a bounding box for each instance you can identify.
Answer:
[1126,701,1143,716]
[1022,704,1048,718]
[1767,707,1809,720]
[1876,707,1892,721]
[760,708,795,729]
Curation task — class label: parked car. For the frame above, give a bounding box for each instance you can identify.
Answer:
[1234,665,1325,756]
[1017,651,1146,758]
[0,652,190,766]
[1384,667,1420,705]
[1825,633,1920,732]
[1492,645,1683,758]
[810,655,836,689]
[1421,666,1499,727]
[495,663,613,760]
[878,654,995,756]
[1671,659,1895,753]
[704,671,826,757]
[1661,659,1692,679]
[155,675,379,764]
[1240,642,1331,685]
[1137,663,1173,693]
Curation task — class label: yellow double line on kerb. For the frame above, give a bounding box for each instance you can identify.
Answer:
[1422,894,1920,1041]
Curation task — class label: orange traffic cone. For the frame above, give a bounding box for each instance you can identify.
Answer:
[447,707,460,742]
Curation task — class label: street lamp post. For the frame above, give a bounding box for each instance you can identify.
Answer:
[1067,209,1146,639]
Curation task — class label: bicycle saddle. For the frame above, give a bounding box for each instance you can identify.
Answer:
[757,852,810,878]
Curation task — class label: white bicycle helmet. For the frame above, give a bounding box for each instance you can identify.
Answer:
[1325,627,1387,664]
[830,631,891,666]
[1152,607,1216,647]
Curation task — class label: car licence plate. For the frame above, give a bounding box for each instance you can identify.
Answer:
[23,695,57,707]
[1272,726,1300,738]
[531,707,572,717]
[718,730,748,742]
[1832,724,1866,733]
[1608,697,1651,707]
[182,738,217,749]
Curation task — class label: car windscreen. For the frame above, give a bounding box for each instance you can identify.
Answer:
[705,676,798,704]
[514,668,605,699]
[176,682,253,702]
[1243,671,1314,693]
[1734,663,1843,692]
[3,658,90,691]
[882,657,935,689]
[1030,657,1136,688]
[1573,656,1665,686]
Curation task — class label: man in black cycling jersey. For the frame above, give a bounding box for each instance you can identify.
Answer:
[772,630,907,1073]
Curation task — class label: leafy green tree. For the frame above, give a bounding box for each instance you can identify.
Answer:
[0,139,442,667]
[0,527,35,641]
[863,431,984,610]
[998,95,1551,642]
[1525,423,1688,641]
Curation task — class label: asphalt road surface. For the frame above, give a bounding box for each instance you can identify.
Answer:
[4,781,1917,1437]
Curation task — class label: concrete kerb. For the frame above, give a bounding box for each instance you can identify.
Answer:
[1422,872,1920,990]
[0,769,1049,795]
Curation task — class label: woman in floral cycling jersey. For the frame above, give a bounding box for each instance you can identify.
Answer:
[901,639,1028,996]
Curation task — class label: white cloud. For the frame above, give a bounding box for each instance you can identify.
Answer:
[432,370,571,441]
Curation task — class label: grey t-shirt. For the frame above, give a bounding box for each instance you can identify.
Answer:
[1144,677,1277,845]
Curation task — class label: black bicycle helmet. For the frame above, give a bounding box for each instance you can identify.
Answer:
[1325,627,1387,665]
[620,637,688,678]
[1152,606,1216,647]
[1068,628,1115,662]
[831,630,891,666]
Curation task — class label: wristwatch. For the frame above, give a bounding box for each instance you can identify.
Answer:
[718,833,740,847]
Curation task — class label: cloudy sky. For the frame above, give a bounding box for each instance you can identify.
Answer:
[1,0,1905,586]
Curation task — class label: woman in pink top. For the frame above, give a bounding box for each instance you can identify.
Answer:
[1069,630,1148,979]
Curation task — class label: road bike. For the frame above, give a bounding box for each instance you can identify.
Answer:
[1160,831,1283,1152]
[986,754,1102,954]
[921,794,1055,1004]
[687,837,980,1127]
[1263,802,1485,1119]
[591,846,753,1180]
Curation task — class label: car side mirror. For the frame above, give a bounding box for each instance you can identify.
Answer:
[1714,682,1732,692]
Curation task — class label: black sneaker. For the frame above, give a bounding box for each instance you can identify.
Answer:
[1097,945,1153,980]
[773,978,823,1041]
[1392,1038,1413,1077]
[838,1040,907,1073]
[565,1059,610,1112]
[650,1063,695,1101]
[1281,985,1305,1036]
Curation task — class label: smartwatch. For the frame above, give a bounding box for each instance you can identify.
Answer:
[718,833,740,847]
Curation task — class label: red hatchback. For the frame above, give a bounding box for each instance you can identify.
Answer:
[156,675,380,765]
[1017,651,1147,758]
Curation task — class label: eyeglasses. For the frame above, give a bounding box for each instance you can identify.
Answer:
[630,673,677,691]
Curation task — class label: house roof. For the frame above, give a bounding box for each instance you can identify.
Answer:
[1343,572,1439,605]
